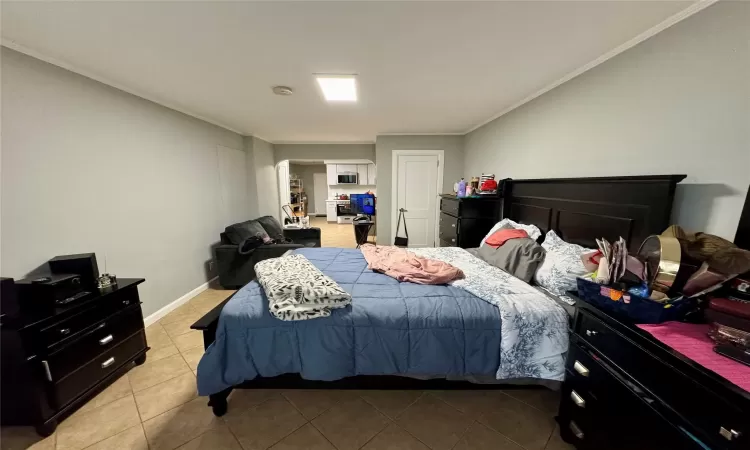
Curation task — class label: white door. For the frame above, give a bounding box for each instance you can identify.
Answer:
[277,160,290,223]
[313,172,327,215]
[392,151,443,247]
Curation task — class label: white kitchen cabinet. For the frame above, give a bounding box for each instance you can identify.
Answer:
[367,163,376,185]
[357,164,368,185]
[326,164,338,185]
[326,202,338,222]
[337,164,357,174]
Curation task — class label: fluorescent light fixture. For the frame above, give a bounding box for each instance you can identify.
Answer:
[315,75,357,102]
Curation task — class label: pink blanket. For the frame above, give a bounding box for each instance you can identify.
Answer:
[638,322,750,393]
[360,244,464,285]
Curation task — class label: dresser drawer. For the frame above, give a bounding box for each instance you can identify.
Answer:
[40,291,138,350]
[440,197,459,216]
[439,213,458,242]
[575,309,747,449]
[53,330,146,409]
[47,305,144,381]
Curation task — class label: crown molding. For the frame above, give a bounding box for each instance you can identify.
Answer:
[273,140,375,145]
[464,0,719,134]
[377,132,464,136]
[2,39,246,136]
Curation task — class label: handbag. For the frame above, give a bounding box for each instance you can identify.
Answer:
[394,208,409,247]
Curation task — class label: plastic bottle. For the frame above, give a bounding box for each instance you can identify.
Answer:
[457,178,467,197]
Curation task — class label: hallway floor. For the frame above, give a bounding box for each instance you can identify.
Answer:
[309,216,376,248]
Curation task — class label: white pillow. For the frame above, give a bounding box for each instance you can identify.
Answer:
[534,230,591,295]
[480,219,542,247]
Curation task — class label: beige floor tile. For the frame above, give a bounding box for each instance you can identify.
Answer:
[504,388,560,415]
[0,426,56,450]
[395,393,472,450]
[145,323,174,350]
[223,390,283,419]
[160,303,197,325]
[56,395,140,450]
[134,372,198,421]
[175,425,242,450]
[225,395,306,450]
[73,375,133,417]
[359,390,423,419]
[478,393,556,450]
[180,346,205,371]
[128,353,191,393]
[82,424,148,450]
[148,344,181,363]
[544,425,575,450]
[431,390,504,419]
[142,397,222,450]
[172,331,204,353]
[312,398,389,450]
[360,423,429,450]
[281,389,358,420]
[268,424,335,450]
[163,310,204,338]
[453,422,523,450]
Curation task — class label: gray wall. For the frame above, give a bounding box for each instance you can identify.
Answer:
[375,135,464,244]
[464,2,749,240]
[248,137,278,218]
[274,143,375,163]
[289,164,327,215]
[1,48,245,317]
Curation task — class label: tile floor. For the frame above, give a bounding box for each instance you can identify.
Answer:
[309,216,376,248]
[1,235,572,450]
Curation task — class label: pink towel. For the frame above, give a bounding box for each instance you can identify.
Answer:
[637,322,750,393]
[360,244,464,285]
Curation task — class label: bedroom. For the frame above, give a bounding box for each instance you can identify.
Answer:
[1,1,748,450]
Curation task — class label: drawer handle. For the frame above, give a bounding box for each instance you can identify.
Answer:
[573,360,590,377]
[570,390,586,408]
[122,300,131,306]
[719,427,742,441]
[99,334,114,345]
[585,329,598,337]
[59,328,71,336]
[41,360,52,382]
[569,421,584,440]
[101,357,115,369]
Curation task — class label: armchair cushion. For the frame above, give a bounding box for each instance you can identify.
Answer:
[224,219,268,245]
[256,216,285,240]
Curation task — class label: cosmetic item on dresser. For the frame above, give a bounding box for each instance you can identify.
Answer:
[559,297,749,450]
[439,194,503,248]
[49,253,99,289]
[0,278,148,436]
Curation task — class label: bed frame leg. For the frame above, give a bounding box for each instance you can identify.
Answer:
[208,387,232,417]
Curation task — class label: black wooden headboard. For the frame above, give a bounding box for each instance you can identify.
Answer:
[503,175,686,252]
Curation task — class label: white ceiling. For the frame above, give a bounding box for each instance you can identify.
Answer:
[2,1,698,142]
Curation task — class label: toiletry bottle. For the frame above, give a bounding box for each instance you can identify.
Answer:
[457,178,467,197]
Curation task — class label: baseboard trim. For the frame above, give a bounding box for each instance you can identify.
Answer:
[144,276,217,327]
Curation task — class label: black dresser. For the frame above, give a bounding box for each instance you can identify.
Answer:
[438,195,503,248]
[0,278,148,436]
[559,299,749,450]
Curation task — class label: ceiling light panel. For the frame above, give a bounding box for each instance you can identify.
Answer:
[316,75,357,102]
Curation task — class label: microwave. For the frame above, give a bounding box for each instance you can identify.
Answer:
[337,172,358,184]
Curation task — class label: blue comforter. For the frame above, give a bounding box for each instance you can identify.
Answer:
[197,248,503,395]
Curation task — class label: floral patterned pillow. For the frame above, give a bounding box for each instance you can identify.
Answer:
[534,230,591,295]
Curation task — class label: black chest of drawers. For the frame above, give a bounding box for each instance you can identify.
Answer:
[438,195,502,248]
[0,278,148,436]
[559,299,749,450]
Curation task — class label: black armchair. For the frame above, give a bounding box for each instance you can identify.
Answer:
[214,216,321,289]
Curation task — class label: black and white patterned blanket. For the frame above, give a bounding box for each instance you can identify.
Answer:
[411,247,569,380]
[255,254,352,320]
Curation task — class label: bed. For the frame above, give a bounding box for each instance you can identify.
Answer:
[191,175,685,416]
